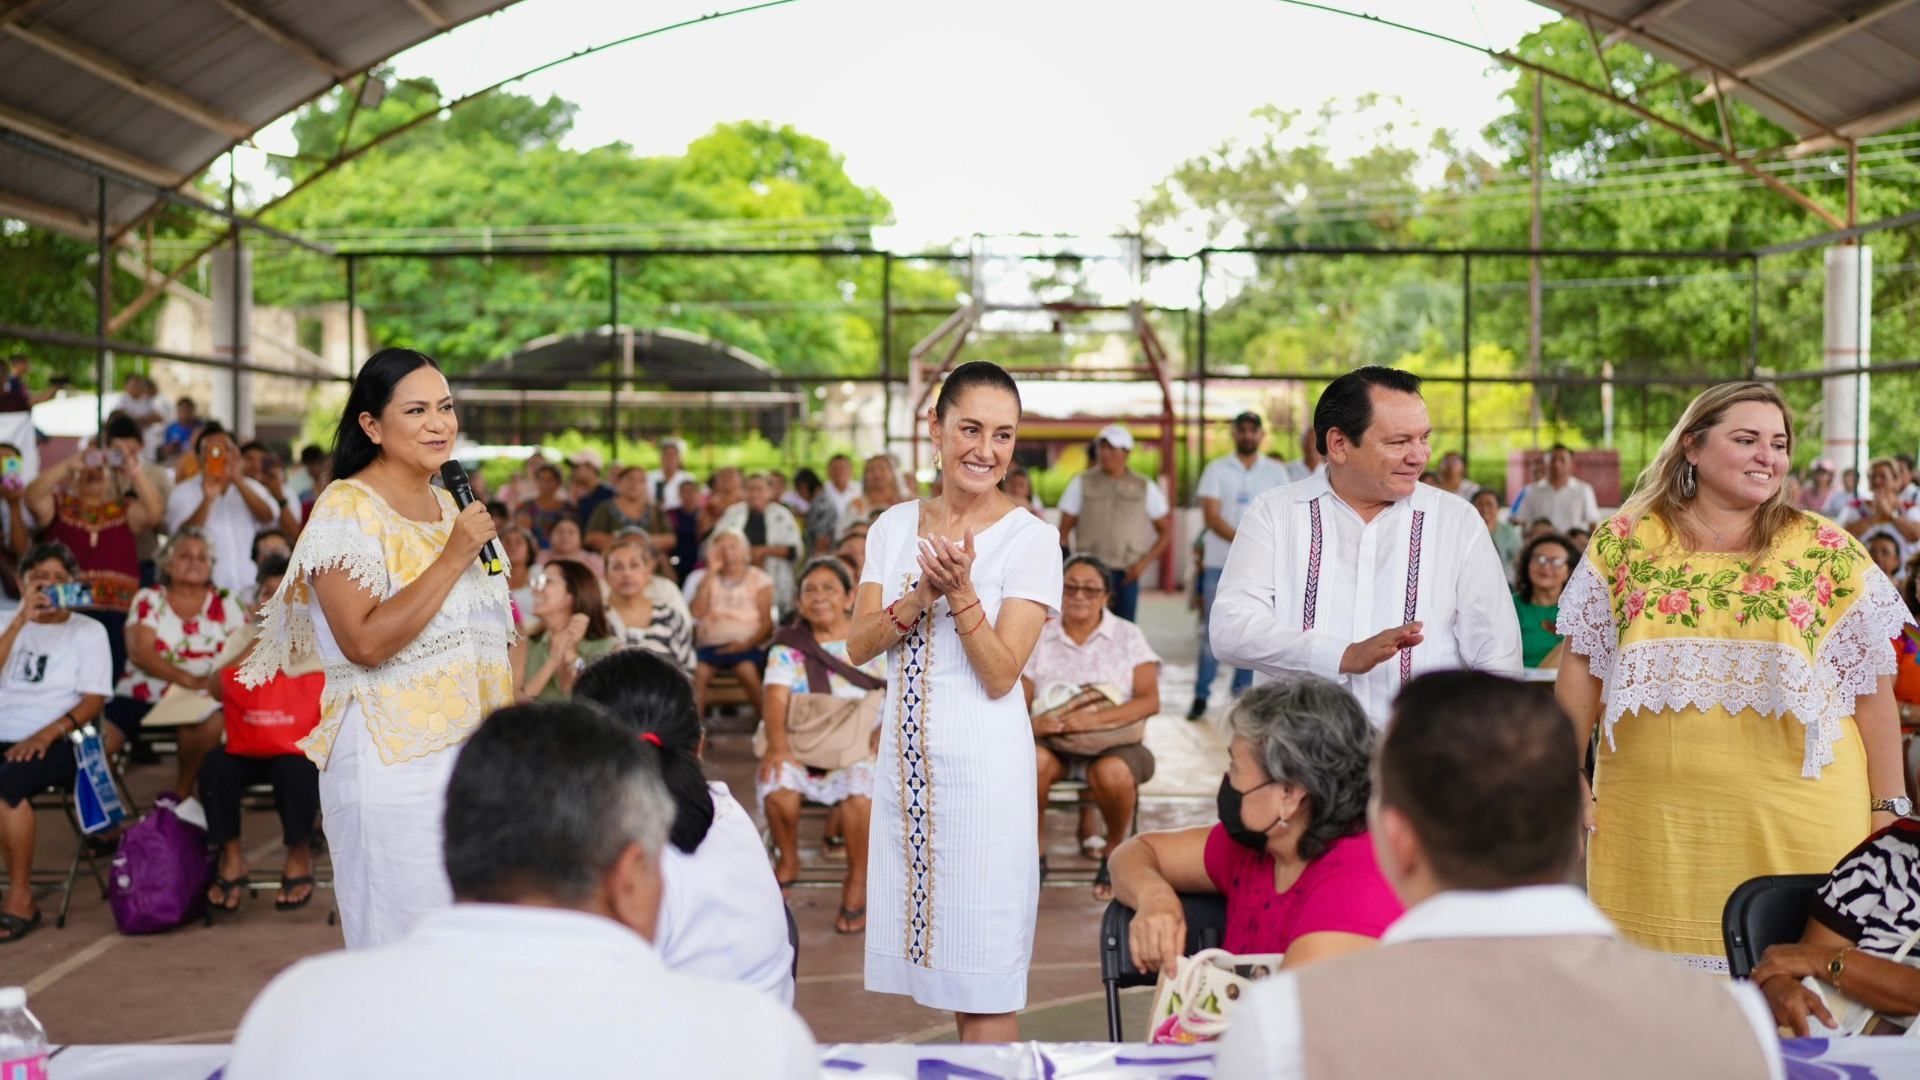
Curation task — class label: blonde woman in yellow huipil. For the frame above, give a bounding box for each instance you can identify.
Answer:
[1556,383,1912,971]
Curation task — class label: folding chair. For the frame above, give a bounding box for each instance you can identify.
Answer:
[1723,873,1828,979]
[1098,893,1228,1041]
[0,784,111,930]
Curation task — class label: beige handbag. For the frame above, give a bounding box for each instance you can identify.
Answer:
[754,692,880,771]
[1032,682,1146,757]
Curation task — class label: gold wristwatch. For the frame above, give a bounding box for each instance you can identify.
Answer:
[1829,946,1856,988]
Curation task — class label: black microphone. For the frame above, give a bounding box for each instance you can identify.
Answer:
[439,460,504,576]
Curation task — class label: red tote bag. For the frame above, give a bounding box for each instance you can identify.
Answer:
[220,667,325,759]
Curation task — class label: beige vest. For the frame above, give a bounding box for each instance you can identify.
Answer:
[1296,935,1769,1080]
[1076,470,1158,567]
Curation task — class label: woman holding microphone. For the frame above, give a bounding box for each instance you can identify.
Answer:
[849,360,1062,1042]
[241,348,514,948]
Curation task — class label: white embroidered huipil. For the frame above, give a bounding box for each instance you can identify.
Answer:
[1211,470,1522,725]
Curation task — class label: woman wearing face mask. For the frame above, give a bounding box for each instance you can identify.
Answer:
[1108,674,1402,976]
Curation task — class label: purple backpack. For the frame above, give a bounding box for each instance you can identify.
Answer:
[108,794,210,934]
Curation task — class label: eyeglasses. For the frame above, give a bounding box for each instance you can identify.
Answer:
[1531,555,1569,568]
[1062,584,1108,597]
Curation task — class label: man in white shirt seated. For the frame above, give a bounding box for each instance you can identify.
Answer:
[228,701,819,1080]
[1513,444,1601,534]
[1213,671,1783,1080]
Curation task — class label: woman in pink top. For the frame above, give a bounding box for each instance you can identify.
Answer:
[1109,674,1403,971]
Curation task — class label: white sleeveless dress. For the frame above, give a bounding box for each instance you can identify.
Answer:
[861,501,1063,1013]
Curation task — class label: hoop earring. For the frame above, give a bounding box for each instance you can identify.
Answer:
[933,449,943,471]
[1681,462,1698,499]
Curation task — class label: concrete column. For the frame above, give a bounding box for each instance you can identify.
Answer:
[210,248,253,437]
[1823,245,1871,478]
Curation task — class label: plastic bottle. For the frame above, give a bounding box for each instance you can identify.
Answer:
[0,987,47,1080]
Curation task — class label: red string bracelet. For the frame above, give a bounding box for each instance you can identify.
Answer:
[947,597,982,621]
[886,599,914,635]
[956,610,988,636]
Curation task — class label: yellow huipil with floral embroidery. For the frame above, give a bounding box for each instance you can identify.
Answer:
[1560,512,1910,971]
[238,479,515,767]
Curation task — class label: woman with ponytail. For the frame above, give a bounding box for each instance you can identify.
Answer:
[574,649,794,1003]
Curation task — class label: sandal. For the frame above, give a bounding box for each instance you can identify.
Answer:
[1079,835,1107,860]
[208,876,246,912]
[834,906,866,934]
[276,876,316,911]
[0,909,42,944]
[1092,856,1113,902]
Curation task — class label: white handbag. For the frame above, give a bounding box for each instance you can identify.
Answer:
[1146,948,1285,1045]
[1802,923,1920,1037]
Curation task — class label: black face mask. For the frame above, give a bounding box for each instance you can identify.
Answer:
[1217,772,1281,853]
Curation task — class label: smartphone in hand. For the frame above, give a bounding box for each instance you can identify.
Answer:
[0,456,21,493]
[43,582,94,609]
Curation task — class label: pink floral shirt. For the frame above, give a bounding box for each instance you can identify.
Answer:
[116,585,243,702]
[1023,609,1161,693]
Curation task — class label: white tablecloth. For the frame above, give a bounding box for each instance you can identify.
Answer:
[47,1037,1920,1079]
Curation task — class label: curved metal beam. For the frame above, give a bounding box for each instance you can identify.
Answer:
[109,0,800,333]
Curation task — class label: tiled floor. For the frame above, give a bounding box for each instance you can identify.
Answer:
[9,593,1231,1046]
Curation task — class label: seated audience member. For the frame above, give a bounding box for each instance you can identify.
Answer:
[1565,526,1591,556]
[1526,517,1556,540]
[25,420,163,683]
[1513,533,1575,669]
[758,557,885,929]
[689,529,774,713]
[242,529,292,611]
[667,478,705,579]
[586,464,655,552]
[226,701,816,1080]
[1001,466,1046,517]
[537,517,604,578]
[771,469,808,516]
[110,527,247,796]
[0,543,113,943]
[840,454,903,536]
[699,467,745,536]
[513,462,572,547]
[717,473,802,613]
[296,445,330,521]
[498,526,538,632]
[1212,671,1783,1080]
[566,451,614,529]
[791,468,828,553]
[167,426,278,596]
[1025,555,1161,899]
[1751,820,1920,1035]
[201,556,322,912]
[605,532,694,675]
[1868,533,1904,587]
[1110,674,1401,974]
[240,440,303,535]
[834,518,869,580]
[1897,562,1920,723]
[576,652,796,1003]
[1473,488,1521,571]
[514,560,619,703]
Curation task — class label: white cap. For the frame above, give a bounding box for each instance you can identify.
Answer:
[1096,424,1134,451]
[0,987,25,1009]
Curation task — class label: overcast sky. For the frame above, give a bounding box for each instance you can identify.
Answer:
[249,0,1557,249]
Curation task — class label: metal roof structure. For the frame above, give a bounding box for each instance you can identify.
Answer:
[0,0,519,240]
[461,324,782,390]
[1535,0,1920,153]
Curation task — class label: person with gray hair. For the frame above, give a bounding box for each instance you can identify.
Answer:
[1109,674,1405,976]
[226,701,818,1080]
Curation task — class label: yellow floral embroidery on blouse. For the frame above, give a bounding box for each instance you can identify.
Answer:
[1563,510,1909,776]
[239,479,515,767]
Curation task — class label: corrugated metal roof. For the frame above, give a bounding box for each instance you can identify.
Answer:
[1535,0,1920,151]
[0,0,521,238]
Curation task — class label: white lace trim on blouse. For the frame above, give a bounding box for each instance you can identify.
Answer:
[1560,560,1911,778]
